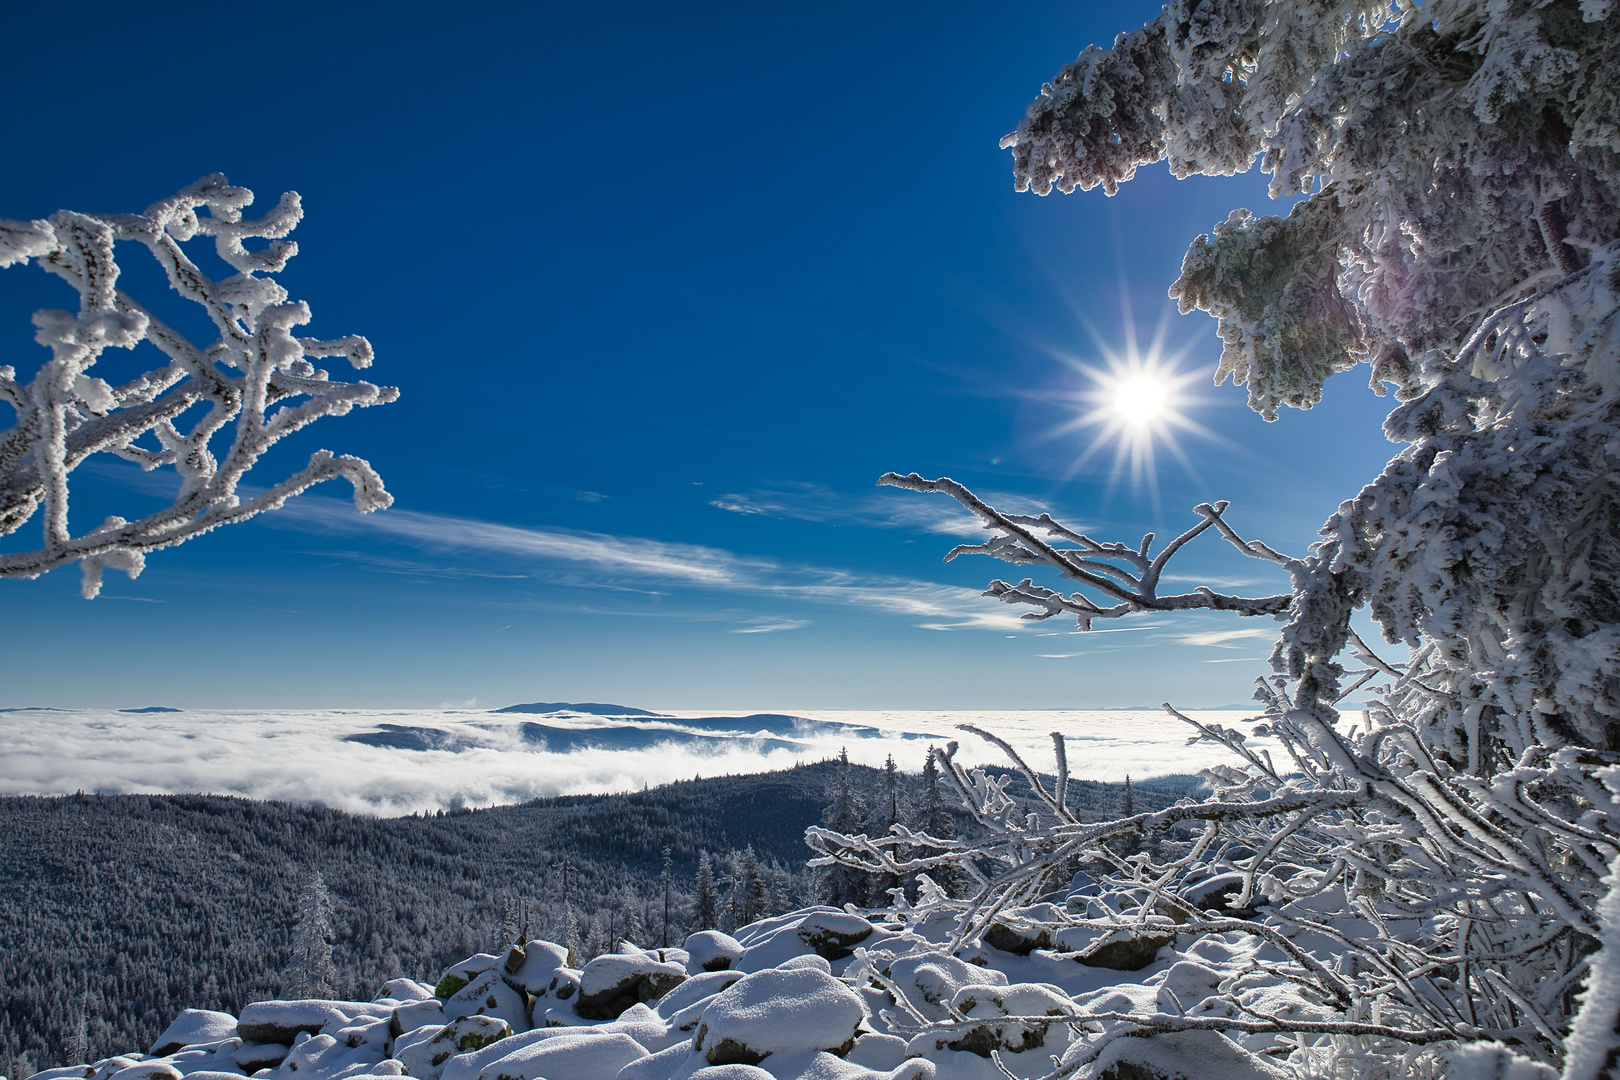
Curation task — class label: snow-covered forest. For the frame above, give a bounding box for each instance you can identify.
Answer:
[0,762,1182,1079]
[5,0,1619,1077]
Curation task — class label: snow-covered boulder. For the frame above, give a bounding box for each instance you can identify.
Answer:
[106,1064,183,1080]
[443,969,530,1032]
[615,1044,696,1080]
[433,954,502,999]
[692,967,865,1067]
[499,940,568,996]
[328,1015,391,1056]
[682,931,742,973]
[269,1032,383,1080]
[376,980,435,1005]
[573,954,686,1020]
[236,1002,393,1046]
[541,966,579,1005]
[845,1033,907,1071]
[162,1040,252,1077]
[589,1002,683,1054]
[795,912,874,961]
[1070,1028,1291,1080]
[387,999,445,1040]
[82,1055,145,1080]
[232,1043,289,1073]
[1053,925,1175,971]
[653,971,744,1021]
[907,982,1073,1060]
[883,952,1006,1023]
[393,1017,512,1080]
[151,1010,239,1056]
[466,1030,647,1080]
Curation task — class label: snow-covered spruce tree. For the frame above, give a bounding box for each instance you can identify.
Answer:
[0,175,395,597]
[693,850,719,931]
[819,749,870,908]
[280,871,334,1001]
[809,1,1620,1076]
[909,746,960,899]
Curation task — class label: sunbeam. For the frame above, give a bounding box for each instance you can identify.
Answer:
[1038,312,1223,511]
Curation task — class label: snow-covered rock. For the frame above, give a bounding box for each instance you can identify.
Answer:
[375,980,434,1005]
[466,1030,646,1080]
[653,970,745,1025]
[432,955,501,1000]
[907,982,1074,1060]
[163,1041,250,1077]
[392,1017,510,1080]
[682,931,742,973]
[236,1003,393,1047]
[60,904,1354,1080]
[386,1000,444,1039]
[882,952,1005,1023]
[1069,1028,1291,1080]
[106,1065,183,1080]
[692,967,864,1066]
[151,1011,239,1056]
[498,941,567,996]
[795,913,873,961]
[232,1044,288,1074]
[442,969,530,1033]
[573,954,686,1020]
[270,1033,384,1080]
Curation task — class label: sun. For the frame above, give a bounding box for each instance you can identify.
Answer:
[1112,375,1166,424]
[1036,317,1219,507]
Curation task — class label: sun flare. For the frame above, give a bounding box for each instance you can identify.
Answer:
[1112,375,1166,423]
[1035,317,1219,506]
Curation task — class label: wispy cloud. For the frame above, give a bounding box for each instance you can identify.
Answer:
[1159,572,1282,591]
[272,498,1028,632]
[1174,627,1276,647]
[730,618,810,634]
[1203,656,1269,664]
[708,482,1078,539]
[1071,626,1154,635]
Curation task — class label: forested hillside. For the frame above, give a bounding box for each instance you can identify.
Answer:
[0,759,1184,1078]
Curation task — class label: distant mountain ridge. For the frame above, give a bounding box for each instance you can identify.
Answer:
[338,709,945,757]
[491,702,667,716]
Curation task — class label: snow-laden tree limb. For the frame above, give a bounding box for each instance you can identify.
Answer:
[0,175,396,596]
[876,472,1293,630]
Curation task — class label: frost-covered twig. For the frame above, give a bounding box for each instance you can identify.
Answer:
[0,175,396,596]
[877,473,1292,629]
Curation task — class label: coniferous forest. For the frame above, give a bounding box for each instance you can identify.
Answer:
[0,760,1182,1079]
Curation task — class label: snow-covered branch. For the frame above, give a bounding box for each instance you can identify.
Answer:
[0,175,396,596]
[877,472,1292,629]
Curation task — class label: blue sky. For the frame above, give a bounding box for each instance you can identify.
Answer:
[0,2,1399,710]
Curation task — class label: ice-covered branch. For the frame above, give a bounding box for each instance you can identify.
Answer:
[0,175,397,596]
[878,471,1293,629]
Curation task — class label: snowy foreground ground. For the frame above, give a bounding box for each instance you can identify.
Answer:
[23,906,1280,1080]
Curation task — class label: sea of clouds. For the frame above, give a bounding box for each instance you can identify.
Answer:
[0,704,1306,816]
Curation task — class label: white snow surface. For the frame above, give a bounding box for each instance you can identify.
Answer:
[0,707,1287,814]
[51,905,1387,1080]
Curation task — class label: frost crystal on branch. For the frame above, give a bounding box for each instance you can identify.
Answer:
[0,175,397,597]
